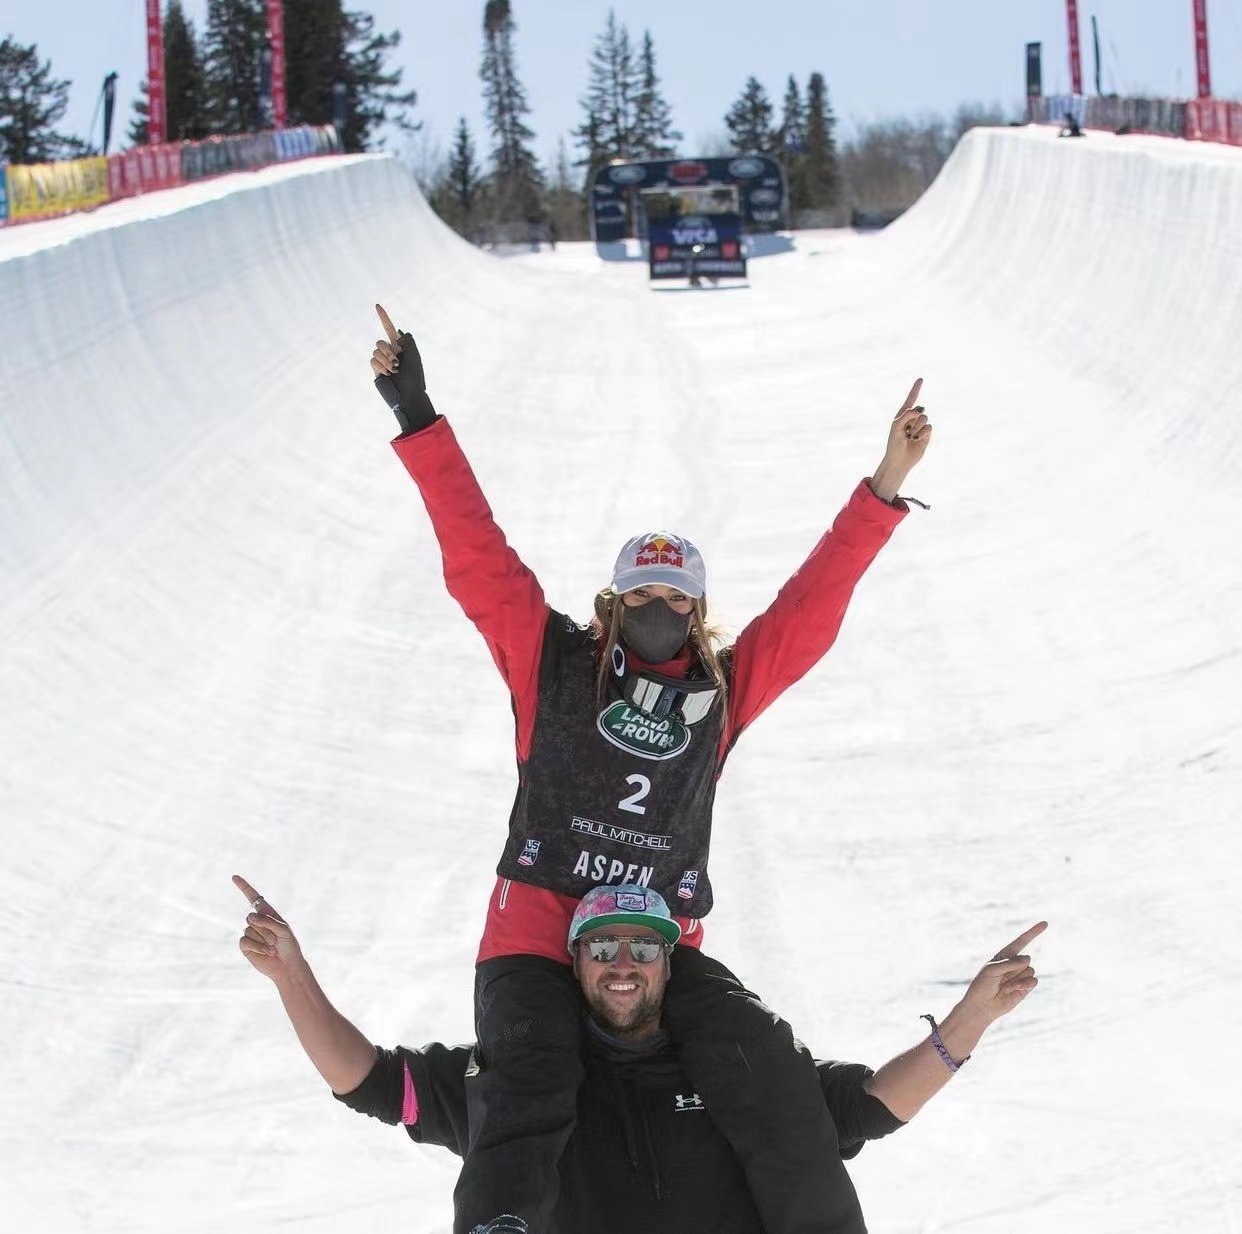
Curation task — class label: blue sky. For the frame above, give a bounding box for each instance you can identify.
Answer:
[3,0,1240,164]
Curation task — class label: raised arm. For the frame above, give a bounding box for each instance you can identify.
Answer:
[869,377,931,503]
[233,875,376,1095]
[369,306,548,701]
[722,381,931,749]
[863,921,1047,1122]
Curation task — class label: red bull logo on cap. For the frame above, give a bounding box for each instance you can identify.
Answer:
[635,537,685,570]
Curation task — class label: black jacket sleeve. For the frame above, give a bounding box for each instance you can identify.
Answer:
[334,1043,475,1156]
[816,1060,906,1159]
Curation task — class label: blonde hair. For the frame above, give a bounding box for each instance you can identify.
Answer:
[592,588,730,707]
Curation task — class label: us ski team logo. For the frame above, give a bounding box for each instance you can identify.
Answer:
[677,869,699,900]
[597,702,690,761]
[518,839,541,867]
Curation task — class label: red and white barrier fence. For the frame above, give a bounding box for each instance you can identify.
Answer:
[1030,95,1242,149]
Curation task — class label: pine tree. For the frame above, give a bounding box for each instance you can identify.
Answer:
[279,1,418,151]
[129,0,209,145]
[480,0,542,219]
[129,88,149,145]
[446,116,480,215]
[724,77,775,154]
[283,0,345,132]
[573,105,607,186]
[202,0,268,134]
[803,71,840,210]
[335,7,419,151]
[576,10,638,162]
[632,31,679,159]
[779,74,804,157]
[0,36,77,164]
[777,73,807,210]
[543,133,585,241]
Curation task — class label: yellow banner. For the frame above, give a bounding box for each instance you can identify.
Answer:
[6,156,110,222]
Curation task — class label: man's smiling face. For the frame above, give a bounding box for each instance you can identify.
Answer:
[573,925,671,1041]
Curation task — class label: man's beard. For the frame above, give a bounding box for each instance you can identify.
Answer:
[584,980,663,1039]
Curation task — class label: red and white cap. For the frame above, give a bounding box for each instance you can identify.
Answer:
[610,531,706,598]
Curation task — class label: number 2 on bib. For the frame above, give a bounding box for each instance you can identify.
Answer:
[618,774,651,815]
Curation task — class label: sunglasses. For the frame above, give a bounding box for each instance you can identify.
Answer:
[577,935,671,964]
[620,669,719,727]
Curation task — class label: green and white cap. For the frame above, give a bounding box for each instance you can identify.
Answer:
[567,884,683,954]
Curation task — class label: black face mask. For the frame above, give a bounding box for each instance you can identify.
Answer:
[620,599,692,664]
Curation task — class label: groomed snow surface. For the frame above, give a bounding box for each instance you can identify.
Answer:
[2,126,1240,1232]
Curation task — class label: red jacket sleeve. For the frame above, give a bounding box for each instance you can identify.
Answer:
[719,480,907,759]
[392,419,548,751]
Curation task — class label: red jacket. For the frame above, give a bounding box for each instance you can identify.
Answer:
[395,418,907,963]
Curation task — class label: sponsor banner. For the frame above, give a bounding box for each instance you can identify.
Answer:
[1038,94,1087,125]
[571,816,673,851]
[596,701,691,760]
[6,156,110,222]
[686,258,746,276]
[267,0,288,129]
[591,154,786,242]
[1189,99,1238,145]
[147,0,166,145]
[275,126,324,160]
[1193,0,1211,99]
[608,162,647,184]
[648,211,747,279]
[1026,42,1042,98]
[649,211,743,251]
[182,131,279,182]
[1066,0,1082,96]
[669,160,709,182]
[1030,95,1189,141]
[727,156,765,178]
[107,143,184,200]
[648,257,747,281]
[107,154,126,199]
[5,124,335,226]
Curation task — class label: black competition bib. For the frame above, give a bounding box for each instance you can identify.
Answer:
[496,611,728,917]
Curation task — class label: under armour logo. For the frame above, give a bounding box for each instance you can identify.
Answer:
[674,1092,705,1111]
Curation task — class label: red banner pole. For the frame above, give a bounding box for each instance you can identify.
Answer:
[1192,0,1212,99]
[267,1,287,129]
[146,0,166,144]
[1066,0,1083,95]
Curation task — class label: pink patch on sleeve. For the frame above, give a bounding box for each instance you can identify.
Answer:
[402,1060,419,1126]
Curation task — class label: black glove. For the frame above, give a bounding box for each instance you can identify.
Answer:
[373,330,438,435]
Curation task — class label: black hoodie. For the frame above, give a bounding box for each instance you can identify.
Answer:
[337,1019,903,1233]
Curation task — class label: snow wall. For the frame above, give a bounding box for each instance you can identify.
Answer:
[1,128,1239,1232]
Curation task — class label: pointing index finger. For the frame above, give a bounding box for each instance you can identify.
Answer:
[233,874,262,904]
[375,303,400,345]
[898,378,924,416]
[992,920,1048,961]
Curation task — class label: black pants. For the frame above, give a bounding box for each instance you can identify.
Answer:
[455,955,583,1234]
[666,947,867,1234]
[455,949,866,1234]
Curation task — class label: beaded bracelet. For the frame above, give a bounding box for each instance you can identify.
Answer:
[922,1013,970,1072]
